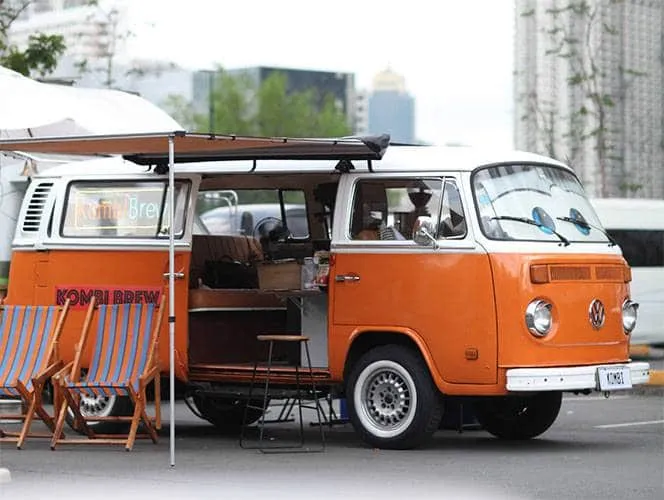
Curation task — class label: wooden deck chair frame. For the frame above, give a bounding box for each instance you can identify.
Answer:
[50,295,165,451]
[0,300,71,449]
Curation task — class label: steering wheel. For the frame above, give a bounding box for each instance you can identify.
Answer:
[253,217,291,241]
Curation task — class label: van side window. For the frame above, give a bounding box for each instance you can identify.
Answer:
[197,189,309,239]
[437,181,467,238]
[61,181,189,238]
[350,178,443,241]
[608,230,664,267]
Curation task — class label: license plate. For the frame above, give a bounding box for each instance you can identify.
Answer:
[597,366,632,391]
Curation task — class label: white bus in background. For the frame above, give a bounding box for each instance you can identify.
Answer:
[590,198,664,346]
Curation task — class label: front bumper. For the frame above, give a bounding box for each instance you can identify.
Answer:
[506,362,650,392]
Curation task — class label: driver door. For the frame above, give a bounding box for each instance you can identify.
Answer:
[329,174,497,384]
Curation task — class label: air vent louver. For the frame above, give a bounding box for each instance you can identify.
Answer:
[21,182,53,232]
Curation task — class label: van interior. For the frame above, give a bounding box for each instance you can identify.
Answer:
[186,172,339,379]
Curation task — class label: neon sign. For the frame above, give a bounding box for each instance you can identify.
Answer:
[71,186,164,231]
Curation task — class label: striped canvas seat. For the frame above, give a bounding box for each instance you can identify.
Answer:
[0,301,70,449]
[0,306,60,395]
[51,296,165,451]
[63,303,158,398]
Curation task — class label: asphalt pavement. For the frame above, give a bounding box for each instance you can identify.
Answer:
[0,390,662,500]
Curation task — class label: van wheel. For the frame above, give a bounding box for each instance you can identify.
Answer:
[475,391,562,440]
[65,395,134,434]
[191,395,265,432]
[346,345,443,450]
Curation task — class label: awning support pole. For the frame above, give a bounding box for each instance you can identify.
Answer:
[168,134,176,467]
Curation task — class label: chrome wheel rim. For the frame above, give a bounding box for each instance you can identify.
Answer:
[354,360,417,438]
[71,394,117,419]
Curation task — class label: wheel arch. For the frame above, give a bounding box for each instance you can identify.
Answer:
[343,328,440,390]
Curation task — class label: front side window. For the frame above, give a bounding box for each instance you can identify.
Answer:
[349,178,445,241]
[473,164,610,244]
[62,181,189,238]
[438,181,467,239]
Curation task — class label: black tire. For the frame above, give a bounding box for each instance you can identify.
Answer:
[65,394,134,434]
[191,395,265,432]
[475,391,562,440]
[346,344,443,450]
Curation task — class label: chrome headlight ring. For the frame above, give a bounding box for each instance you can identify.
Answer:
[622,299,639,334]
[525,299,553,337]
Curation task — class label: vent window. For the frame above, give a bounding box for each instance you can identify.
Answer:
[22,183,53,232]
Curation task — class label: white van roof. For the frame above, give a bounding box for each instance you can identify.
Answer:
[34,146,570,178]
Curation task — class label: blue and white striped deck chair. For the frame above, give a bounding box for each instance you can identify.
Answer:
[0,300,70,449]
[51,295,165,451]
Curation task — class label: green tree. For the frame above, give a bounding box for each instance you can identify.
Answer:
[0,0,66,77]
[203,70,255,135]
[164,69,352,137]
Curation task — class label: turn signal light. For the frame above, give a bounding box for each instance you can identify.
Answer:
[530,265,549,284]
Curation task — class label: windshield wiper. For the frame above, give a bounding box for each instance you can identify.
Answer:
[491,216,570,246]
[556,217,617,247]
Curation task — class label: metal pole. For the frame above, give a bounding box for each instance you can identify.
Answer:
[168,135,176,467]
[208,71,215,134]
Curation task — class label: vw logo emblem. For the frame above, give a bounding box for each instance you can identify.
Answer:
[589,299,605,330]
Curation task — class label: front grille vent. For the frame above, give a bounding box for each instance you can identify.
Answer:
[595,266,623,281]
[549,266,591,281]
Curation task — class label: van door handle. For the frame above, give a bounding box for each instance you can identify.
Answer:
[335,274,360,283]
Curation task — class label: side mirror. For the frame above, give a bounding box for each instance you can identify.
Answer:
[413,216,438,247]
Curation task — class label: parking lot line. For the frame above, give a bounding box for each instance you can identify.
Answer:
[595,419,664,429]
[565,395,629,401]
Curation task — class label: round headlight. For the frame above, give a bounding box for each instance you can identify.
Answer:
[622,299,638,334]
[525,299,553,337]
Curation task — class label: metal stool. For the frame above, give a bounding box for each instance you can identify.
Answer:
[240,334,325,453]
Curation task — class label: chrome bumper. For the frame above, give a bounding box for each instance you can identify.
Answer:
[505,362,650,391]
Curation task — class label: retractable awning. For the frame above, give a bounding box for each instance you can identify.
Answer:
[0,131,390,164]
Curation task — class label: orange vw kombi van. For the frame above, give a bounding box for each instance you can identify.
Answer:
[0,133,650,449]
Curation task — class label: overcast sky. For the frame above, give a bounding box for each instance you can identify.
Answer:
[126,0,515,148]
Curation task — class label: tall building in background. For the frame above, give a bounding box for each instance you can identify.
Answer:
[368,68,415,144]
[192,66,356,132]
[8,0,130,63]
[514,0,664,198]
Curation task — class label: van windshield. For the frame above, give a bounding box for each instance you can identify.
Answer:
[472,164,611,244]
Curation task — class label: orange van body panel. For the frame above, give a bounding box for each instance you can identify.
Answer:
[5,247,632,396]
[489,253,631,368]
[329,252,499,390]
[6,249,191,381]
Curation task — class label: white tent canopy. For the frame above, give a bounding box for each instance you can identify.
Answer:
[0,66,181,136]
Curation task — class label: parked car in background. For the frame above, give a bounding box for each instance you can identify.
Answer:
[198,199,309,239]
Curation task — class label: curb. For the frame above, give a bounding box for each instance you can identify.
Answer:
[646,370,664,386]
[627,370,664,396]
[629,345,651,357]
